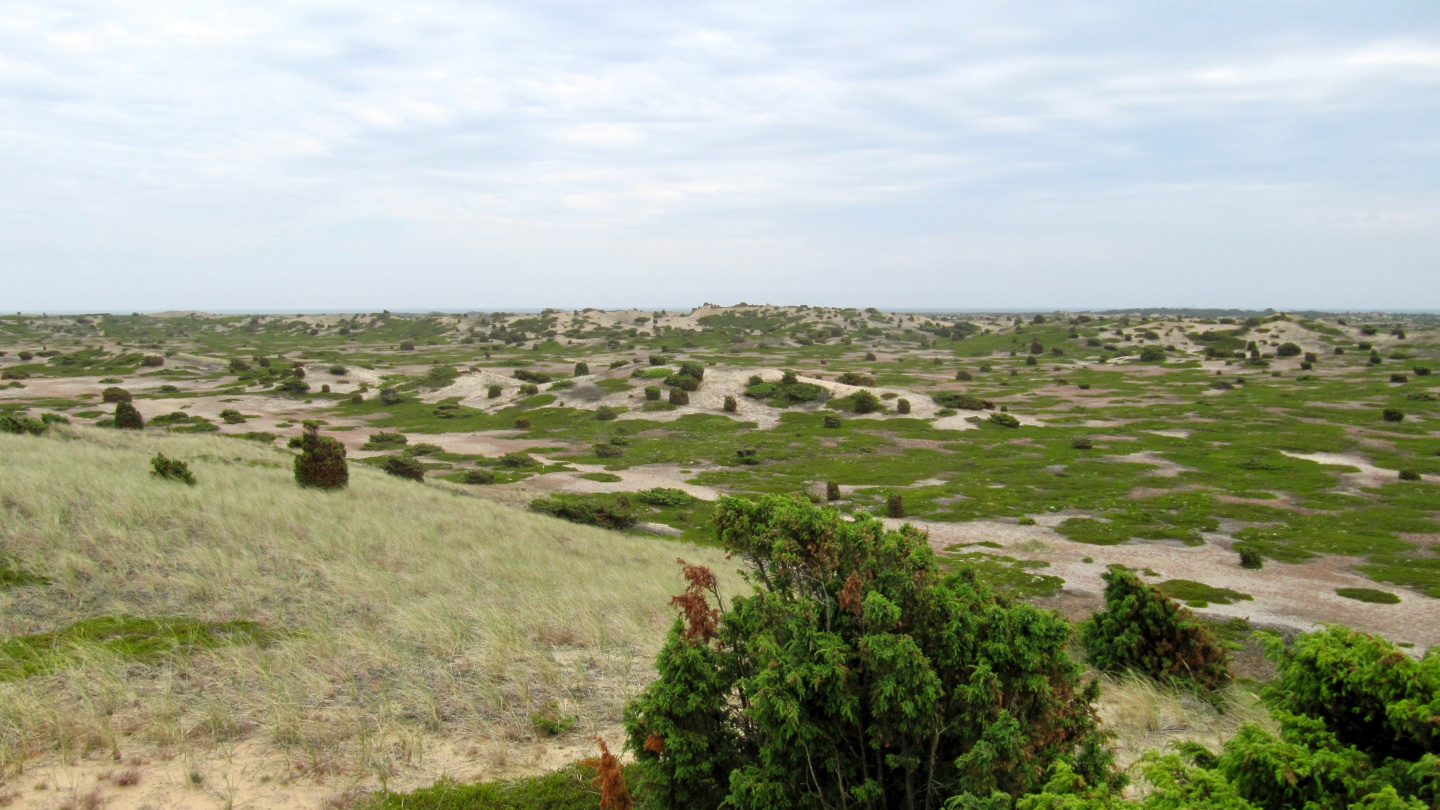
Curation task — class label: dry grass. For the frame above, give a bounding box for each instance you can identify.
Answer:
[0,427,734,781]
[1095,673,1277,768]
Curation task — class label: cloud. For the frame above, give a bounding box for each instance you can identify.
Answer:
[0,0,1437,310]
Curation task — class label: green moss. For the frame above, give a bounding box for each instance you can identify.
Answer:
[579,472,623,482]
[1154,579,1253,607]
[1335,588,1402,604]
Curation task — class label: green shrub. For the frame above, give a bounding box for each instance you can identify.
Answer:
[349,392,363,404]
[402,442,444,457]
[1238,548,1264,570]
[149,453,196,485]
[669,388,689,406]
[219,409,244,424]
[1398,469,1421,481]
[1139,346,1166,362]
[228,358,250,373]
[677,361,705,381]
[487,384,503,398]
[574,361,589,376]
[0,412,47,435]
[624,496,1119,809]
[140,355,164,367]
[936,408,957,417]
[1335,588,1401,605]
[595,443,624,458]
[500,451,537,468]
[990,412,1020,428]
[514,369,552,384]
[529,497,635,530]
[1382,409,1404,423]
[666,374,700,391]
[595,405,619,421]
[723,395,737,413]
[933,392,989,410]
[277,378,309,396]
[1071,435,1093,450]
[1414,366,1432,376]
[644,385,662,401]
[463,469,496,485]
[896,397,911,414]
[836,371,876,386]
[114,401,144,430]
[956,369,973,381]
[381,455,426,482]
[40,413,67,425]
[823,413,841,428]
[1081,568,1231,691]
[885,492,904,517]
[379,388,404,405]
[102,386,132,403]
[398,340,415,351]
[851,389,880,414]
[1276,342,1302,357]
[1025,355,1038,366]
[362,431,408,450]
[825,481,840,501]
[514,417,531,429]
[636,488,696,507]
[294,424,348,489]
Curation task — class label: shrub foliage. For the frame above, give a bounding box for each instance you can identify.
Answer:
[1081,569,1231,691]
[294,423,349,489]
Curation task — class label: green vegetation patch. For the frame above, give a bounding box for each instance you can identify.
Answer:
[1335,587,1402,604]
[0,557,48,588]
[578,472,623,482]
[367,764,625,810]
[0,616,280,681]
[943,552,1064,599]
[1154,579,1254,608]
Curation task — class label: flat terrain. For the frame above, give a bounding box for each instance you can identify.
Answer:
[1,305,1437,804]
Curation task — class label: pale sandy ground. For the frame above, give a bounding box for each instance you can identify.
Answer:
[1283,450,1440,486]
[3,731,625,810]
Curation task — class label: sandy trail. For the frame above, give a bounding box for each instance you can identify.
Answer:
[900,517,1440,650]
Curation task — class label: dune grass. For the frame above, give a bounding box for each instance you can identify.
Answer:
[0,427,732,778]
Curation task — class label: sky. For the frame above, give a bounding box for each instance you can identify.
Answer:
[1,1,1437,313]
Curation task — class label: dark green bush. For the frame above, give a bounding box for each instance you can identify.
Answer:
[362,431,408,450]
[933,392,989,410]
[624,496,1119,809]
[349,392,363,404]
[1415,366,1432,376]
[294,424,348,489]
[896,398,911,414]
[595,443,624,458]
[220,409,245,424]
[677,361,705,382]
[1071,435,1093,450]
[669,388,689,406]
[1081,569,1231,691]
[398,340,415,351]
[990,412,1020,428]
[1399,469,1421,481]
[228,358,250,373]
[102,386,132,403]
[1139,346,1166,362]
[381,455,426,482]
[851,389,880,414]
[1382,409,1404,423]
[530,497,636,530]
[595,405,619,421]
[836,371,876,386]
[141,355,164,367]
[956,369,973,381]
[723,395,737,413]
[0,412,47,435]
[825,481,840,501]
[823,413,841,428]
[636,488,696,507]
[1390,374,1409,383]
[514,417,531,429]
[1025,355,1038,366]
[574,362,589,376]
[500,451,537,468]
[1239,548,1264,569]
[379,388,403,405]
[487,384,503,398]
[1276,342,1302,357]
[645,385,662,401]
[114,401,144,430]
[666,374,700,391]
[149,453,196,485]
[885,492,904,517]
[402,442,444,457]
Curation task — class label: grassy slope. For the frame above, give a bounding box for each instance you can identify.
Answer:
[0,427,731,775]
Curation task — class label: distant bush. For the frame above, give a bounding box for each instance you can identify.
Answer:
[518,383,539,396]
[1081,568,1231,691]
[1382,408,1404,423]
[329,365,348,375]
[1029,340,1043,354]
[1276,342,1302,357]
[645,385,662,401]
[362,431,408,450]
[932,392,988,410]
[398,340,415,351]
[402,442,444,457]
[463,469,496,485]
[1399,469,1421,481]
[648,354,670,366]
[989,412,1020,428]
[863,351,876,360]
[1071,435,1093,450]
[514,417,531,429]
[514,369,552,384]
[483,384,502,399]
[500,451,537,468]
[823,413,841,428]
[574,362,589,376]
[1415,366,1432,376]
[220,409,245,424]
[955,369,973,381]
[349,392,363,404]
[530,497,636,530]
[595,443,624,458]
[723,395,737,413]
[0,412,47,435]
[294,423,349,489]
[851,389,880,414]
[149,453,196,485]
[381,455,426,482]
[825,481,840,501]
[114,401,144,430]
[1139,346,1166,362]
[1238,548,1264,569]
[836,371,875,386]
[141,355,164,367]
[668,388,689,406]
[1390,373,1408,383]
[895,398,910,414]
[1024,355,1037,366]
[676,361,705,382]
[885,492,904,518]
[666,374,700,391]
[596,405,619,421]
[228,358,250,373]
[102,386,132,403]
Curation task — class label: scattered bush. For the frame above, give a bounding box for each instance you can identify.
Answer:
[463,469,496,485]
[328,365,347,375]
[823,413,841,428]
[668,388,689,406]
[514,417,531,429]
[219,409,245,424]
[836,371,876,386]
[518,383,540,396]
[487,384,503,398]
[500,451,537,468]
[114,401,145,430]
[1238,548,1264,569]
[102,386,132,403]
[530,497,636,530]
[294,423,348,489]
[1414,366,1432,376]
[0,412,47,435]
[381,455,426,482]
[1139,346,1166,362]
[1081,568,1231,691]
[149,453,196,485]
[595,443,625,458]
[1382,408,1404,423]
[885,492,904,517]
[398,340,415,351]
[723,395,737,413]
[1025,355,1038,366]
[228,358,250,373]
[1276,342,1302,357]
[896,398,911,414]
[825,481,840,501]
[645,385,662,401]
[932,392,989,410]
[1335,588,1401,604]
[676,361,705,382]
[1071,435,1093,450]
[955,369,973,381]
[851,389,880,414]
[362,431,408,450]
[989,411,1020,428]
[379,388,404,405]
[596,405,619,421]
[402,442,444,457]
[574,362,589,376]
[141,355,164,367]
[1398,469,1421,481]
[636,487,696,507]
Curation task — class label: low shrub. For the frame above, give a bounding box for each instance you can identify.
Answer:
[1414,366,1432,376]
[825,481,840,501]
[989,412,1020,428]
[1238,548,1264,569]
[149,453,196,485]
[530,497,636,530]
[402,442,444,457]
[645,385,661,401]
[1335,588,1400,604]
[955,369,973,381]
[836,372,875,386]
[294,423,348,489]
[1276,342,1302,357]
[102,386,132,403]
[932,392,989,410]
[595,443,624,458]
[518,383,540,396]
[1025,355,1037,366]
[362,431,408,450]
[885,492,904,518]
[500,451,537,468]
[596,405,619,421]
[141,355,164,367]
[723,395,737,413]
[114,401,145,430]
[574,362,589,376]
[851,389,880,414]
[1390,373,1409,383]
[379,388,404,405]
[668,388,689,406]
[381,455,426,482]
[1398,469,1421,481]
[636,488,696,507]
[895,398,910,414]
[487,384,503,398]
[1139,346,1166,362]
[823,414,841,428]
[0,412,47,435]
[463,469,496,485]
[514,417,532,429]
[514,369,552,384]
[349,392,363,404]
[1071,435,1093,450]
[1382,408,1404,423]
[676,361,705,382]
[328,365,347,375]
[1081,568,1231,690]
[220,409,245,424]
